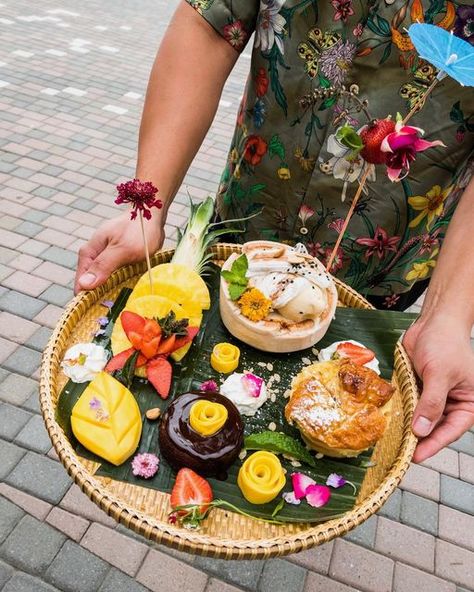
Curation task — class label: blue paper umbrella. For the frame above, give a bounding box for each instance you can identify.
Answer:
[408,23,474,87]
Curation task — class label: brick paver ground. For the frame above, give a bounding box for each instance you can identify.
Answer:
[0,1,473,591]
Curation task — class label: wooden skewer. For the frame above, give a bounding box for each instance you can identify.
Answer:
[325,165,372,272]
[139,210,154,294]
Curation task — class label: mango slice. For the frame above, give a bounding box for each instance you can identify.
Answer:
[71,372,142,466]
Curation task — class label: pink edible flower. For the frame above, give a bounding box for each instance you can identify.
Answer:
[291,472,316,500]
[380,121,445,182]
[199,380,219,392]
[131,453,159,479]
[115,178,162,220]
[305,484,332,508]
[241,373,264,398]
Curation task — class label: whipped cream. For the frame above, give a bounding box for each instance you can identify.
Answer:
[318,340,380,374]
[245,244,332,321]
[61,343,109,383]
[220,372,268,416]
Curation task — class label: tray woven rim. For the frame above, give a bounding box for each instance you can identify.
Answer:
[39,243,418,559]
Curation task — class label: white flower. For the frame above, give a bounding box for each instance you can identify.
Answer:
[255,0,286,54]
[61,343,109,383]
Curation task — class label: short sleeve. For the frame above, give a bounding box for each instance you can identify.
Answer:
[186,0,259,53]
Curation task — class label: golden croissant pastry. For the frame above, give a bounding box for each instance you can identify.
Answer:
[285,359,394,457]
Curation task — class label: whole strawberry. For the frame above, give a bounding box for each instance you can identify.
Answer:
[360,118,396,164]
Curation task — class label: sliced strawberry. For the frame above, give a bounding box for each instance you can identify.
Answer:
[156,334,176,355]
[128,331,143,351]
[170,468,213,514]
[105,348,147,372]
[147,357,173,399]
[143,319,161,342]
[140,336,161,359]
[336,342,375,366]
[120,311,146,339]
[172,326,199,352]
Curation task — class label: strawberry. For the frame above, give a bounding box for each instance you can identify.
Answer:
[120,311,146,338]
[143,318,161,342]
[336,342,375,366]
[360,118,395,164]
[172,326,199,352]
[156,334,176,356]
[105,347,147,372]
[147,357,173,399]
[170,468,213,515]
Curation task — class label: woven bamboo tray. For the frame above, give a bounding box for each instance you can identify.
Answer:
[39,243,418,559]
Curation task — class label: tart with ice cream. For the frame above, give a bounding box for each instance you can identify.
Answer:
[219,241,338,353]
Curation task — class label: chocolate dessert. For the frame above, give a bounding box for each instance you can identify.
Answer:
[158,391,244,478]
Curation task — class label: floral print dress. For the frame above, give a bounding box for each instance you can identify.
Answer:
[186,0,474,309]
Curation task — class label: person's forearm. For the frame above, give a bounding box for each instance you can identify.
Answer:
[136,1,238,219]
[420,173,474,332]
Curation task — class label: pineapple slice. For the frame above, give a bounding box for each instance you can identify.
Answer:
[131,263,210,310]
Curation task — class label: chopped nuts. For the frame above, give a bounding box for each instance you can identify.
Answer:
[239,449,247,460]
[268,422,277,431]
[145,408,161,420]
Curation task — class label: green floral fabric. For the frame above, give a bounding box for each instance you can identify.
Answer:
[187,0,474,307]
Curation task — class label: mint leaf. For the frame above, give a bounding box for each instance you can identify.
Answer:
[221,269,247,286]
[230,254,248,278]
[228,283,247,301]
[221,254,249,300]
[244,431,317,468]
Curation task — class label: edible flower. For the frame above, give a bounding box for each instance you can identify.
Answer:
[238,288,272,322]
[291,473,316,499]
[381,119,445,182]
[326,472,357,494]
[199,379,219,392]
[115,178,162,220]
[210,342,240,374]
[241,373,264,398]
[61,343,108,383]
[131,453,159,479]
[290,472,331,508]
[238,451,286,504]
[305,484,332,508]
[282,491,301,505]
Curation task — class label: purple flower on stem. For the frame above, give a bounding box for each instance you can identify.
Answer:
[131,453,160,479]
[200,380,219,392]
[102,300,114,309]
[326,472,357,494]
[115,179,162,221]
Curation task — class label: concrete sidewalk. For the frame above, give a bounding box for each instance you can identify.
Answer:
[0,1,473,591]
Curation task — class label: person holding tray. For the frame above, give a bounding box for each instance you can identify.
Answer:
[74,1,474,464]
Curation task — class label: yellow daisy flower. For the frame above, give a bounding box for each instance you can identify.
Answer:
[408,185,452,229]
[405,249,439,281]
[238,288,272,322]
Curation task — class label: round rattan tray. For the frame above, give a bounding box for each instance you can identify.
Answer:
[39,243,418,559]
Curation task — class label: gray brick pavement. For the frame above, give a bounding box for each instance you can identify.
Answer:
[0,0,473,591]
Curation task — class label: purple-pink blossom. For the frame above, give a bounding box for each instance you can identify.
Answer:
[115,179,162,220]
[131,453,159,479]
[199,380,219,392]
[381,123,445,182]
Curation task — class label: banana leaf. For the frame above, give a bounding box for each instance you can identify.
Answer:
[56,266,417,523]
